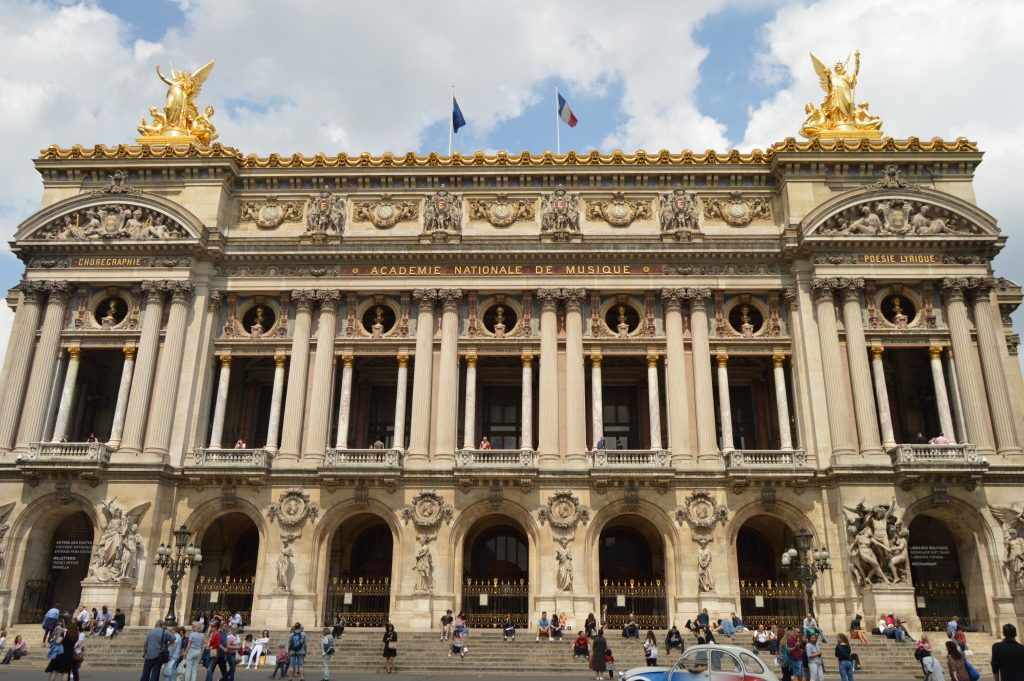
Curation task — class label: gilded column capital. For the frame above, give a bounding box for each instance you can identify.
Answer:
[772,352,786,368]
[646,351,660,368]
[783,287,799,309]
[66,345,82,361]
[590,351,602,367]
[206,289,224,312]
[929,344,943,360]
[397,352,409,368]
[661,288,686,311]
[870,345,884,360]
[122,345,137,360]
[274,353,288,368]
[437,288,463,312]
[521,350,533,367]
[341,353,354,368]
[537,288,560,310]
[465,351,477,368]
[716,351,729,368]
[685,287,712,306]
[218,354,232,368]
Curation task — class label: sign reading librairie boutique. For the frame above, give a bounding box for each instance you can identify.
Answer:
[342,264,662,277]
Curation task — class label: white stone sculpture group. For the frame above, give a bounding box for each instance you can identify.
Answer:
[89,499,150,584]
[844,498,909,586]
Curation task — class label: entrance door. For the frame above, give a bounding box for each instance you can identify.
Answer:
[324,523,392,627]
[18,511,93,623]
[463,525,529,628]
[190,514,259,622]
[736,521,804,628]
[603,386,640,450]
[599,523,667,629]
[909,515,970,630]
[480,386,520,449]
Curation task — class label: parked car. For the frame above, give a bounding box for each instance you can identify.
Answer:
[619,644,780,681]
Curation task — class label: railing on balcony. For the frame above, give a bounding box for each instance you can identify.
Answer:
[323,448,402,469]
[888,443,984,467]
[591,449,671,468]
[192,447,272,468]
[455,448,535,468]
[727,449,807,470]
[20,441,113,465]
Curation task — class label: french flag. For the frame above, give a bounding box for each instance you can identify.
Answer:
[557,92,578,128]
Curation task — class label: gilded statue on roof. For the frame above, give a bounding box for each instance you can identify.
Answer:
[137,60,218,145]
[800,50,882,140]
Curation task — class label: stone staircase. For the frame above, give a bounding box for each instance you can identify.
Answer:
[0,626,999,675]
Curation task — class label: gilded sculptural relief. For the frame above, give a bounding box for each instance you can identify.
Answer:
[800,51,882,140]
[137,60,218,145]
[353,194,419,229]
[585,192,652,227]
[468,194,536,227]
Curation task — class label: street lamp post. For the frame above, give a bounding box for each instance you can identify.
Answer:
[780,527,832,617]
[154,524,203,627]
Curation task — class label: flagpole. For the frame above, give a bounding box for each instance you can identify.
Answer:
[448,85,455,156]
[554,86,561,156]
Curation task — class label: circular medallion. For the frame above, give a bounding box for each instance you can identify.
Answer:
[259,204,283,224]
[727,203,749,222]
[610,203,628,220]
[492,203,512,221]
[376,204,395,221]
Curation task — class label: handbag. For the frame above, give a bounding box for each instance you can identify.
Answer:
[964,659,981,681]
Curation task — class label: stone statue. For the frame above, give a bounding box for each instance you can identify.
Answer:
[697,539,715,593]
[659,188,700,240]
[849,527,891,585]
[739,305,754,337]
[250,306,266,338]
[492,306,506,338]
[843,498,904,586]
[413,536,434,593]
[556,546,573,592]
[423,189,463,240]
[890,297,909,328]
[371,306,385,338]
[800,50,883,139]
[137,60,218,145]
[0,501,14,571]
[990,506,1024,588]
[90,499,151,583]
[305,192,346,237]
[616,306,630,338]
[888,528,910,583]
[276,544,294,591]
[540,188,580,241]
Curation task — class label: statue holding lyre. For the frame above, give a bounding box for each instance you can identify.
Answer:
[800,50,883,139]
[137,60,218,145]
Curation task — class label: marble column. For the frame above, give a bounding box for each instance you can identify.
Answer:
[929,345,956,443]
[305,291,340,460]
[142,282,194,460]
[869,346,896,449]
[50,346,82,443]
[946,349,968,444]
[520,351,533,450]
[662,289,691,459]
[208,354,232,449]
[563,288,587,461]
[647,352,663,450]
[393,353,409,450]
[42,351,66,443]
[119,282,167,455]
[971,282,1021,455]
[716,352,733,452]
[591,352,604,449]
[279,290,316,460]
[107,345,137,448]
[772,353,794,451]
[839,280,883,456]
[16,282,72,449]
[407,289,437,462]
[265,353,287,452]
[333,353,354,449]
[687,289,717,457]
[537,289,560,460]
[434,288,462,461]
[812,279,856,458]
[462,352,477,450]
[942,279,995,453]
[0,284,46,451]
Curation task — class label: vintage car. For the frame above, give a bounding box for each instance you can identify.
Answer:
[619,644,780,681]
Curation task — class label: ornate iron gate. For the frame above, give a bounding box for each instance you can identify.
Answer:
[915,581,970,631]
[738,580,805,629]
[323,576,391,627]
[600,578,667,630]
[19,578,51,624]
[189,576,255,623]
[462,577,529,629]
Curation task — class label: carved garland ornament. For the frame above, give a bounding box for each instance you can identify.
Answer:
[469,194,536,227]
[675,491,728,533]
[537,491,590,531]
[586,192,652,227]
[240,195,304,228]
[401,490,454,530]
[267,488,320,531]
[702,192,772,226]
[353,193,419,229]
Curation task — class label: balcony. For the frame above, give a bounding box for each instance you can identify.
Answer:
[591,449,671,468]
[323,448,403,470]
[887,443,987,487]
[725,449,812,483]
[456,448,536,469]
[18,441,113,471]
[191,447,272,470]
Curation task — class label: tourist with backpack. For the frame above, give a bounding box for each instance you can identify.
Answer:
[287,622,307,679]
[319,627,334,681]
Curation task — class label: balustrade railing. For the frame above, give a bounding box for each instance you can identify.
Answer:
[456,448,535,468]
[727,449,807,469]
[888,443,983,466]
[591,449,670,468]
[192,447,271,468]
[323,448,402,468]
[21,441,113,464]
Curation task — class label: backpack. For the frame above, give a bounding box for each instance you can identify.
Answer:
[289,631,303,651]
[323,638,335,656]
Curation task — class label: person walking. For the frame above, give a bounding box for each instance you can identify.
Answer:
[919,647,946,681]
[182,623,204,681]
[991,623,1024,681]
[319,627,334,681]
[287,622,307,680]
[70,624,85,681]
[225,624,241,681]
[805,632,824,681]
[591,629,608,681]
[42,605,61,644]
[204,621,228,681]
[382,623,397,675]
[139,620,171,681]
[46,617,75,681]
[945,640,971,681]
[834,633,855,681]
[268,644,289,679]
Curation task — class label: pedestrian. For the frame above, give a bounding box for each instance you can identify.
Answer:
[591,629,608,681]
[454,611,469,637]
[439,610,453,641]
[787,631,805,680]
[991,623,1024,681]
[918,646,946,681]
[246,629,270,669]
[46,616,75,681]
[945,640,970,681]
[42,604,61,644]
[287,622,307,680]
[502,613,516,641]
[162,626,182,681]
[621,612,639,639]
[228,611,244,634]
[643,629,658,667]
[834,633,855,681]
[806,632,824,681]
[225,624,241,680]
[584,613,598,638]
[139,619,171,681]
[946,616,960,640]
[331,614,345,639]
[71,623,85,681]
[268,644,289,679]
[954,626,970,655]
[183,622,204,681]
[777,628,792,681]
[319,627,334,681]
[382,623,397,674]
[204,621,228,681]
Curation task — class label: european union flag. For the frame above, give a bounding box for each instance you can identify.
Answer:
[452,97,467,133]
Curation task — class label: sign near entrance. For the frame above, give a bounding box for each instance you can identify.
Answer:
[909,544,952,567]
[342,264,662,277]
[51,540,93,570]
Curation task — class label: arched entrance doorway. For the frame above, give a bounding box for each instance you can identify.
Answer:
[324,514,394,627]
[189,513,259,623]
[461,518,529,628]
[735,515,803,628]
[17,510,94,623]
[908,514,970,630]
[599,516,667,629]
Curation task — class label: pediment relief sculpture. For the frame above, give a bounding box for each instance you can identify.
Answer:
[585,192,652,227]
[818,199,977,237]
[240,195,304,229]
[36,204,191,241]
[701,192,771,226]
[659,188,701,240]
[468,194,536,227]
[353,193,419,229]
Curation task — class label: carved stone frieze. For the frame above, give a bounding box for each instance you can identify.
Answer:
[305,191,345,239]
[37,204,189,241]
[664,263,783,276]
[215,264,336,278]
[701,192,772,226]
[819,200,976,236]
[674,490,728,534]
[353,193,418,229]
[422,189,462,242]
[540,188,580,241]
[240,195,304,228]
[267,488,320,533]
[537,490,590,531]
[659,188,701,240]
[401,490,454,531]
[866,164,919,192]
[585,192,652,227]
[468,194,536,227]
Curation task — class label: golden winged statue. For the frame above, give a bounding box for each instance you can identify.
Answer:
[800,50,883,139]
[137,59,218,145]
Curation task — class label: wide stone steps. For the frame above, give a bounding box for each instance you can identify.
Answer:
[2,627,998,675]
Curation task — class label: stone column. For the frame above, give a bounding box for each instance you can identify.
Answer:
[869,346,896,449]
[393,353,409,450]
[647,352,663,450]
[50,346,82,443]
[208,354,232,449]
[520,351,533,450]
[279,290,316,461]
[537,289,560,460]
[772,353,793,451]
[943,279,995,454]
[119,282,167,455]
[142,282,194,460]
[839,280,883,456]
[407,289,437,462]
[434,288,463,462]
[334,353,354,449]
[716,352,733,452]
[946,349,968,443]
[971,281,1021,455]
[591,352,604,449]
[662,289,691,459]
[306,291,340,460]
[16,282,72,449]
[687,288,717,457]
[42,351,66,444]
[563,288,587,462]
[0,283,46,452]
[265,353,287,451]
[107,345,137,448]
[463,352,477,450]
[927,345,957,443]
[811,279,856,458]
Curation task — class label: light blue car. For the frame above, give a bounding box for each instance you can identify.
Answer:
[619,644,780,681]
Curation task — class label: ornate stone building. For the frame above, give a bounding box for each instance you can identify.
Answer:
[1,136,1023,635]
